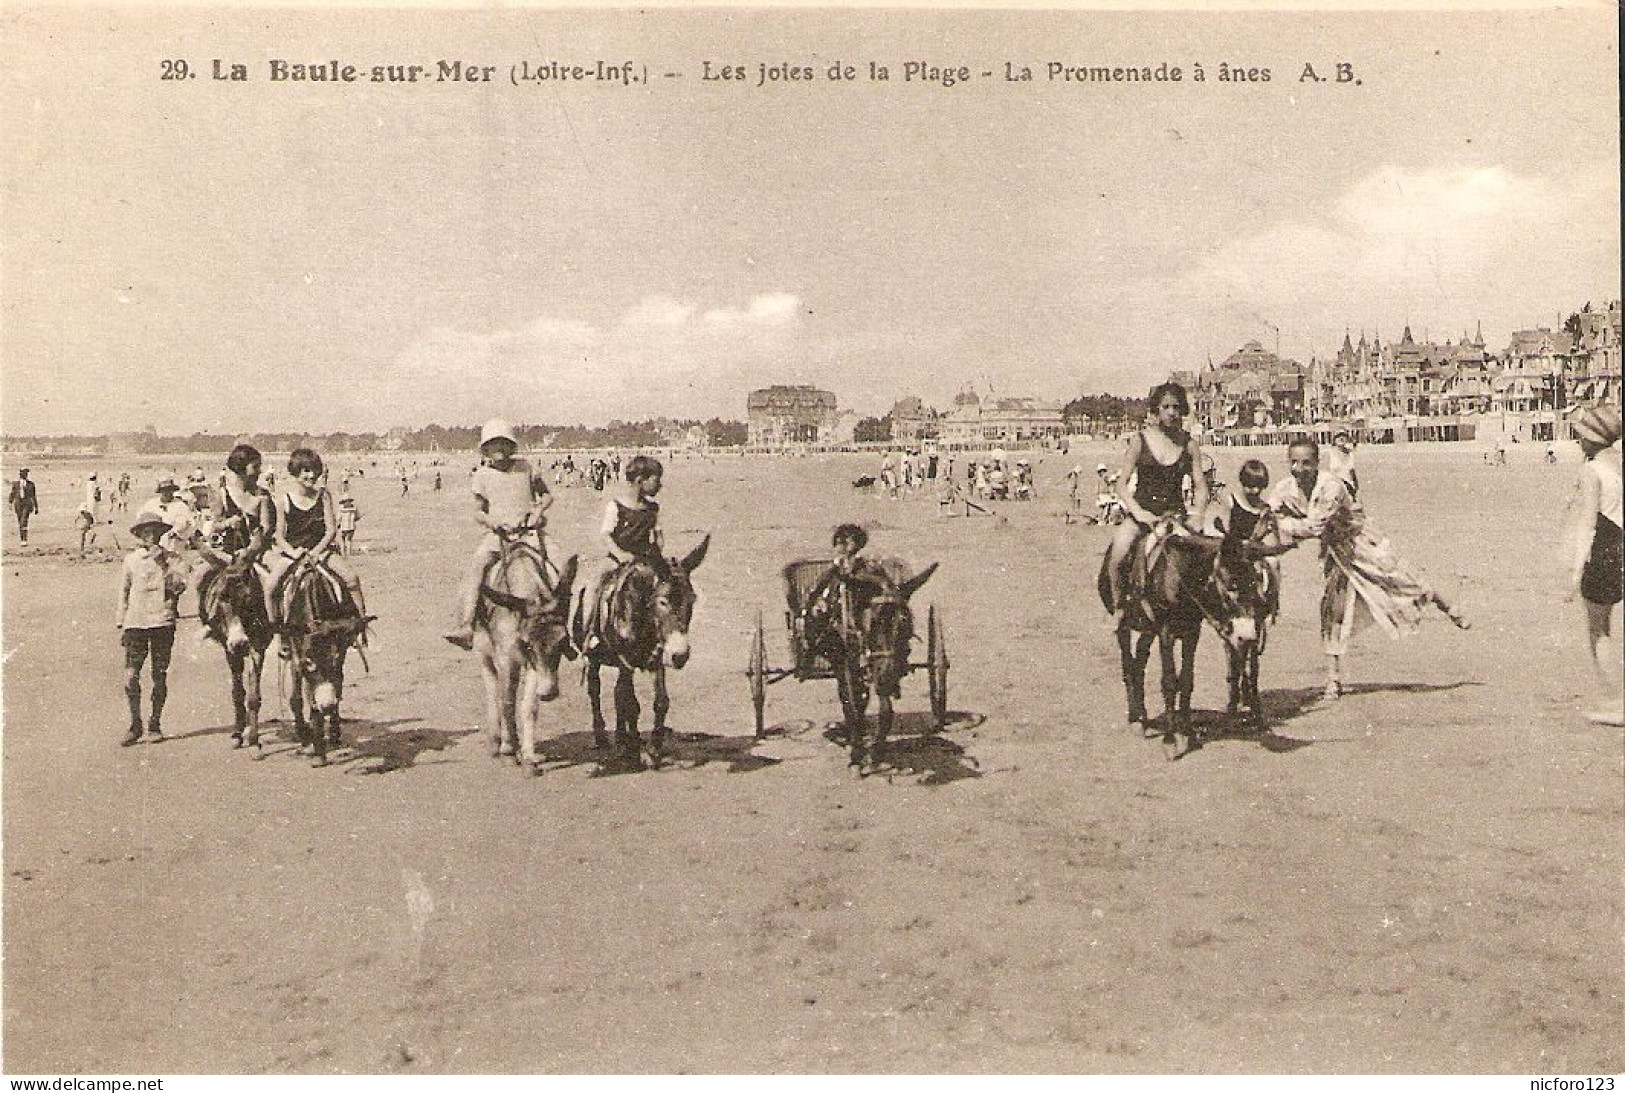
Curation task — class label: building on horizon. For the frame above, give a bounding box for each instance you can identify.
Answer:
[934,386,1064,444]
[745,384,839,446]
[1174,300,1621,444]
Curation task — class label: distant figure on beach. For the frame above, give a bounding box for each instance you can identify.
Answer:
[1563,405,1623,726]
[1269,438,1470,701]
[9,467,39,544]
[75,502,97,555]
[1327,432,1360,498]
[337,486,360,556]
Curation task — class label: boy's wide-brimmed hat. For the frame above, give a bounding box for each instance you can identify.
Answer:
[480,418,517,447]
[131,513,171,536]
[155,474,177,489]
[1572,404,1621,448]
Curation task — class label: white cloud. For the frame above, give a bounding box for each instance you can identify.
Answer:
[382,293,811,426]
[1116,161,1621,376]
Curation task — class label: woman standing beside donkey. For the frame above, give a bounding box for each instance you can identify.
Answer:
[1268,438,1469,701]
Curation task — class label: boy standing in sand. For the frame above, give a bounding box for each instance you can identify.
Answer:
[116,513,189,745]
[445,419,554,650]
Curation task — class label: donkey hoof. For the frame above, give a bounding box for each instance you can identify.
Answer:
[311,754,329,768]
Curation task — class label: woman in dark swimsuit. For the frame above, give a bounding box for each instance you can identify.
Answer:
[1104,381,1210,621]
[208,444,273,564]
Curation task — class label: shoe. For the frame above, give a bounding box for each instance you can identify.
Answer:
[146,727,164,742]
[443,628,474,651]
[1321,681,1343,701]
[121,729,142,747]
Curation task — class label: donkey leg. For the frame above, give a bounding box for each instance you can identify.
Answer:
[306,680,329,767]
[496,660,519,758]
[838,661,866,767]
[870,693,894,772]
[244,650,264,750]
[1157,630,1179,727]
[289,669,311,754]
[615,668,641,764]
[518,666,545,774]
[586,662,609,753]
[1226,644,1242,715]
[229,654,247,746]
[327,658,345,748]
[1186,629,1202,731]
[1247,642,1266,730]
[480,654,505,758]
[649,666,671,767]
[1117,624,1145,727]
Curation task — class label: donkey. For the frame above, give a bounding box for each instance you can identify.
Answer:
[1192,515,1293,732]
[197,560,274,751]
[803,562,938,772]
[581,536,709,768]
[280,561,368,767]
[1100,524,1218,759]
[474,535,578,773]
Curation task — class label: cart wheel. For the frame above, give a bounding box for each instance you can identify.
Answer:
[927,604,949,730]
[747,608,767,738]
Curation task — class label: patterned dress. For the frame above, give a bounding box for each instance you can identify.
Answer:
[1269,472,1436,656]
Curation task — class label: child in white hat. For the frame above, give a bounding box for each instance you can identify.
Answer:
[444,419,555,650]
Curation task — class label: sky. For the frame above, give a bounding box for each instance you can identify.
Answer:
[1,7,1618,434]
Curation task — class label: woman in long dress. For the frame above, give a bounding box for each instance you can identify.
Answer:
[1564,404,1623,725]
[1269,438,1469,700]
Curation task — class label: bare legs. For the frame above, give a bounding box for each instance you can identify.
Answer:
[1582,600,1623,725]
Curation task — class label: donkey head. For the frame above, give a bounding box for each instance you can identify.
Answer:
[520,555,578,701]
[649,536,709,669]
[202,562,270,656]
[1205,518,1290,647]
[858,563,937,698]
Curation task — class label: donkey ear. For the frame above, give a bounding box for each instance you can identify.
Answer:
[555,554,580,596]
[899,561,939,600]
[678,535,710,574]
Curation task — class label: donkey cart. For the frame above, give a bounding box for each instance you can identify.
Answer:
[745,559,949,762]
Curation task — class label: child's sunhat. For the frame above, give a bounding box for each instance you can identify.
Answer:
[479,419,517,448]
[131,513,172,536]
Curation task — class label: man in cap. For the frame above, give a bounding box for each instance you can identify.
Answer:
[8,467,39,544]
[116,512,190,744]
[143,474,198,554]
[444,418,554,650]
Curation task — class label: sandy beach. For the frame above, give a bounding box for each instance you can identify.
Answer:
[2,444,1620,1073]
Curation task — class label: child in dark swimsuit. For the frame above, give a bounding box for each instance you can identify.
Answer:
[267,448,363,631]
[575,455,666,648]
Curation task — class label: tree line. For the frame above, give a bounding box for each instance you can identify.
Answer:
[8,418,751,454]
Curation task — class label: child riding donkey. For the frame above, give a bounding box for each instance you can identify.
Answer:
[445,419,555,651]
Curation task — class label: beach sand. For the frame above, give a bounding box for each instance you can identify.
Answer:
[2,445,1619,1073]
